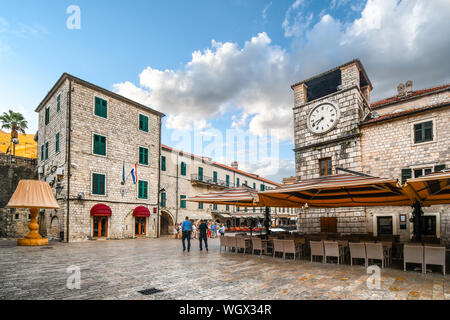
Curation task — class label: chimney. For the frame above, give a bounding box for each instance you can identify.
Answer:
[397,83,405,97]
[405,80,413,95]
[231,161,238,170]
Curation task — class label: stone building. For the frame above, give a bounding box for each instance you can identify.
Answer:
[291,59,449,243]
[0,154,38,238]
[159,145,280,235]
[35,73,164,242]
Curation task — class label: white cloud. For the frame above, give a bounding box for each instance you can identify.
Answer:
[262,2,272,22]
[282,0,313,38]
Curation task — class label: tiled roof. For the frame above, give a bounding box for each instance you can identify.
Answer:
[370,83,450,109]
[360,102,450,126]
[161,144,282,186]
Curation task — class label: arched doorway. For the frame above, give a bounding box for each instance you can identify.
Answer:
[160,211,174,236]
[49,216,60,239]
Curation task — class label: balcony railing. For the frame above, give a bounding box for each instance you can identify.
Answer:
[190,174,235,188]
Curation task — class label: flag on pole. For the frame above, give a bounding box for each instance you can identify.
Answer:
[131,163,137,184]
[122,161,125,185]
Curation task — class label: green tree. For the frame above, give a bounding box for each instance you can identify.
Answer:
[0,110,28,156]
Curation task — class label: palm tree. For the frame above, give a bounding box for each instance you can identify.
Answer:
[0,110,28,157]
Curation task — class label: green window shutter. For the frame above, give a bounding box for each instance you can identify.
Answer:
[253,182,256,189]
[198,202,203,209]
[198,167,203,180]
[92,173,105,195]
[226,175,230,187]
[401,169,412,185]
[161,156,166,171]
[161,192,166,207]
[55,133,60,153]
[260,184,265,191]
[139,114,149,132]
[45,107,50,125]
[139,147,148,165]
[138,180,148,199]
[57,94,61,112]
[45,142,49,160]
[41,145,44,161]
[180,195,186,208]
[181,162,186,176]
[434,165,446,173]
[414,121,433,143]
[95,97,107,118]
[226,205,229,211]
[236,178,240,187]
[93,134,106,156]
[213,204,218,210]
[213,171,218,182]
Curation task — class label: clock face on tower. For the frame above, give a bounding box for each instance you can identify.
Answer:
[306,102,340,134]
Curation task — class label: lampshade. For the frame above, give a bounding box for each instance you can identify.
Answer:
[7,180,59,209]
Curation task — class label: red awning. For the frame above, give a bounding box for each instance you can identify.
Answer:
[90,204,112,217]
[133,206,150,217]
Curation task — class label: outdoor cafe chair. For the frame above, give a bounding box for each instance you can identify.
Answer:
[272,239,285,259]
[251,237,267,256]
[365,242,389,268]
[235,237,251,254]
[403,244,424,273]
[309,240,325,263]
[349,242,367,267]
[219,235,227,253]
[424,245,446,276]
[228,237,237,253]
[382,241,393,265]
[283,240,302,260]
[324,241,344,264]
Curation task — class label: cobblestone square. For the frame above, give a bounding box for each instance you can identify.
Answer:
[0,238,448,300]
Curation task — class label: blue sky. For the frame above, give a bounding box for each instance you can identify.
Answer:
[1,0,449,182]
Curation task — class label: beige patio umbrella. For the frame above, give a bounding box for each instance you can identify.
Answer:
[7,180,59,246]
[187,186,260,207]
[257,173,411,208]
[403,171,450,206]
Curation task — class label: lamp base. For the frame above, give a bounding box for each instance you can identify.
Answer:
[17,238,49,246]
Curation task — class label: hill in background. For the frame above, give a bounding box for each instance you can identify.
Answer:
[0,130,37,159]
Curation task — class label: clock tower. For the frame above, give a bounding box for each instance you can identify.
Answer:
[292,59,372,180]
[291,59,372,234]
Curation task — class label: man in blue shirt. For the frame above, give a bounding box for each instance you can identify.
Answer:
[181,216,192,252]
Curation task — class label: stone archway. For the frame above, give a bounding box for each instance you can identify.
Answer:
[160,210,174,236]
[49,216,60,239]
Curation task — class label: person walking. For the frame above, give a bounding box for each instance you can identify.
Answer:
[207,222,211,239]
[181,216,192,252]
[192,222,197,239]
[198,219,208,251]
[219,224,225,237]
[211,223,216,239]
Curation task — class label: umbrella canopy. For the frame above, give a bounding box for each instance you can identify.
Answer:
[404,171,450,206]
[7,180,59,209]
[257,173,411,208]
[187,186,260,207]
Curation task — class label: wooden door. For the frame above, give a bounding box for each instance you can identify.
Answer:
[320,217,337,233]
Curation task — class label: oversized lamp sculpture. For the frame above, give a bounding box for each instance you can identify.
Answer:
[7,180,59,246]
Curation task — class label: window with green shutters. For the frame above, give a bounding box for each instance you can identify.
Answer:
[45,142,49,160]
[198,202,203,209]
[226,205,229,211]
[94,97,107,118]
[260,184,265,191]
[93,134,107,156]
[138,180,148,199]
[161,192,166,207]
[55,132,60,154]
[401,169,412,185]
[180,195,186,208]
[139,147,149,165]
[139,114,149,132]
[236,178,240,187]
[213,171,218,182]
[213,204,218,211]
[253,182,256,189]
[92,173,106,195]
[414,121,433,143]
[45,107,50,125]
[161,156,167,171]
[198,167,203,181]
[41,144,44,161]
[181,162,186,176]
[226,175,230,187]
[57,94,61,112]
